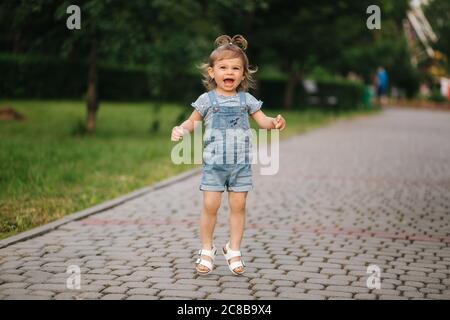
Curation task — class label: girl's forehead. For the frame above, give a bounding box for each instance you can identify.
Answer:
[214,57,243,66]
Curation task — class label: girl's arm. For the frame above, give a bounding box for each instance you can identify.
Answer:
[251,110,286,131]
[179,110,203,132]
[171,110,203,141]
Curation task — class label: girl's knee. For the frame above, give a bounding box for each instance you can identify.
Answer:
[229,201,246,214]
[203,198,221,214]
[228,192,247,211]
[202,191,222,213]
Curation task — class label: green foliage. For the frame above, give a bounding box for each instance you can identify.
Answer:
[0,52,365,111]
[340,38,421,97]
[0,53,152,100]
[424,0,450,73]
[0,0,420,101]
[257,76,365,111]
[429,87,446,103]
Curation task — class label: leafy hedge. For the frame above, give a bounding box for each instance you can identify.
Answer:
[256,78,365,110]
[0,54,152,100]
[1,54,365,110]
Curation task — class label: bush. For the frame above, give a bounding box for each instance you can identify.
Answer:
[0,53,365,111]
[256,77,364,111]
[429,87,446,103]
[0,53,152,100]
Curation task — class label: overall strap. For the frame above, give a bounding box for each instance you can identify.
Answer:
[238,91,247,108]
[207,90,220,108]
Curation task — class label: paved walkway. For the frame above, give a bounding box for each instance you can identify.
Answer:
[1,107,450,300]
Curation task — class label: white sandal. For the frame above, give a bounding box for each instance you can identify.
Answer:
[195,246,217,275]
[222,242,246,275]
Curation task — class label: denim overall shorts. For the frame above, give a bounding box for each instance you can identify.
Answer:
[199,90,253,192]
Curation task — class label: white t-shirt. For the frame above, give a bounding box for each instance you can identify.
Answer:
[191,91,263,123]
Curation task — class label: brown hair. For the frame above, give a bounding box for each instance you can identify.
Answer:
[199,35,258,92]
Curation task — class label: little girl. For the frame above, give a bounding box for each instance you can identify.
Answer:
[171,35,286,276]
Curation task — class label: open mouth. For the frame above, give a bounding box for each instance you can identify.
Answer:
[224,78,235,86]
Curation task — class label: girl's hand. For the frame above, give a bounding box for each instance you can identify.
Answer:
[272,114,286,131]
[171,126,187,141]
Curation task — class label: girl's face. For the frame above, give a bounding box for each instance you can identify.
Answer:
[208,57,245,96]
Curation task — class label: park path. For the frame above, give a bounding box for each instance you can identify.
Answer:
[1,107,450,300]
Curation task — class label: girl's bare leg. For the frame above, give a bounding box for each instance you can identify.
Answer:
[225,191,248,273]
[197,191,222,273]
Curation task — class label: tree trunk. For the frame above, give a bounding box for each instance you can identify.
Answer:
[283,70,301,110]
[86,40,98,134]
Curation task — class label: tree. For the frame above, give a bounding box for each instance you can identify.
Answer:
[207,0,413,107]
[1,0,218,132]
[57,0,218,132]
[424,0,450,74]
[54,1,155,133]
[212,0,377,109]
[335,0,421,97]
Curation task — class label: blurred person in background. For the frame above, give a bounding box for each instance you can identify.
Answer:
[376,66,389,105]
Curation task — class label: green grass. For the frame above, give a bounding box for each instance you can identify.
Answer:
[0,99,380,239]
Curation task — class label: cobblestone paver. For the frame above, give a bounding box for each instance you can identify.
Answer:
[1,108,450,299]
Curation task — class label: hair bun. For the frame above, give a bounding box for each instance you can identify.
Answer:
[214,34,248,51]
[231,35,248,51]
[214,35,232,48]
